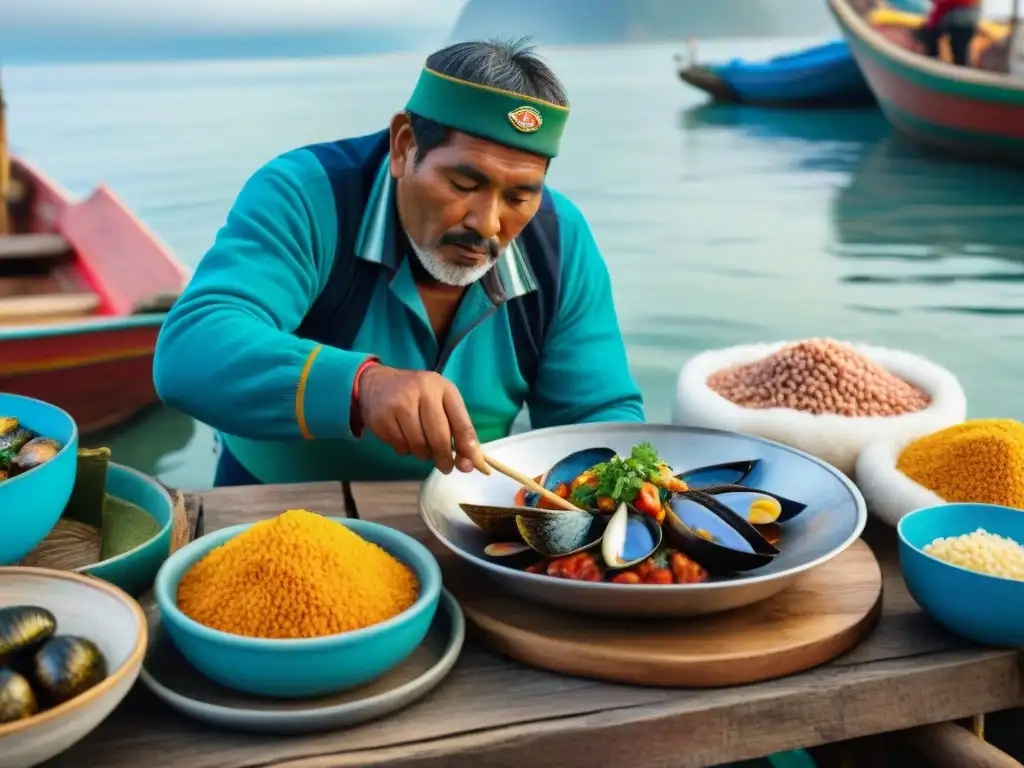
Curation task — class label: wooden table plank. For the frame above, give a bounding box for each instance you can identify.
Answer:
[200,480,349,533]
[48,481,1024,768]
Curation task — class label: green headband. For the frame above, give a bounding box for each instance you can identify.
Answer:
[405,67,569,159]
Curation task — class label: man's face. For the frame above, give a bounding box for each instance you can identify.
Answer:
[390,114,548,286]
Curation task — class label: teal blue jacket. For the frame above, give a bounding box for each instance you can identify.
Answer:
[153,131,645,483]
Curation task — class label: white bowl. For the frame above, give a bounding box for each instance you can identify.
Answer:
[0,567,147,768]
[855,431,946,527]
[671,339,967,477]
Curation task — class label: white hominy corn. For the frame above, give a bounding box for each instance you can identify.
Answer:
[923,528,1024,581]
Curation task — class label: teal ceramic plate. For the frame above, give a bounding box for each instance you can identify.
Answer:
[138,590,465,734]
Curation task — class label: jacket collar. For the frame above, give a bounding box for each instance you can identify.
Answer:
[354,155,537,300]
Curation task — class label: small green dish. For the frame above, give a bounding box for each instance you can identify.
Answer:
[23,449,175,597]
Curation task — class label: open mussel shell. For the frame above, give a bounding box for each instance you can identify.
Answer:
[516,509,604,558]
[602,502,663,570]
[460,503,562,539]
[698,484,807,523]
[483,541,533,558]
[675,460,760,490]
[665,491,779,575]
[523,447,617,508]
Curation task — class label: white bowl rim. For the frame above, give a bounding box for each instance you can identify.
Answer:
[897,502,1024,587]
[0,566,148,737]
[74,462,175,572]
[0,393,79,491]
[418,421,869,592]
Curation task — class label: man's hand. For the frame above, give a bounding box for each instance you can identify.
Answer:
[357,366,491,475]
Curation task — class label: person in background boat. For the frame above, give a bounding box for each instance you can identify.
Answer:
[916,0,980,67]
[152,37,645,487]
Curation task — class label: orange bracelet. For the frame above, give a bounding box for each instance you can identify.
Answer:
[350,357,381,436]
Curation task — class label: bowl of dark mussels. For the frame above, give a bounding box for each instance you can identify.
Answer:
[0,567,146,768]
[0,393,79,565]
[418,423,867,617]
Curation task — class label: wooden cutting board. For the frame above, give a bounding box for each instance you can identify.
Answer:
[446,539,883,688]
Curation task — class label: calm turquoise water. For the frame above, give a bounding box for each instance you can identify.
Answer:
[5,40,1024,490]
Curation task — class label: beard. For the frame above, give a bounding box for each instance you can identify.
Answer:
[408,238,500,287]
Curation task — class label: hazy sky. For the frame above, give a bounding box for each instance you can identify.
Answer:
[1,0,1017,33]
[1,0,468,30]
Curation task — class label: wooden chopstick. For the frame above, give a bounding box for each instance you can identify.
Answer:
[482,453,581,512]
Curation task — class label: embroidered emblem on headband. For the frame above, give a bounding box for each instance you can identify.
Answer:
[508,105,543,133]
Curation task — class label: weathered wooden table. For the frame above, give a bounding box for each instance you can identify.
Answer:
[46,481,1024,768]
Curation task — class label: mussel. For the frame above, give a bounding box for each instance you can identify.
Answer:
[460,503,569,540]
[676,460,760,490]
[698,484,807,524]
[601,502,663,570]
[521,447,617,509]
[0,606,57,665]
[515,508,600,558]
[9,437,63,477]
[0,418,36,467]
[0,668,38,723]
[31,635,107,707]
[664,491,779,574]
[477,502,661,568]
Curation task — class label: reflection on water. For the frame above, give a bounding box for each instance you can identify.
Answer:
[833,134,1024,265]
[832,134,1024,319]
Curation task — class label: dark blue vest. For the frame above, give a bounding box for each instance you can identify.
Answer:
[294,130,562,385]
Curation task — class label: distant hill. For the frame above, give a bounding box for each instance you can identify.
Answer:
[449,0,838,45]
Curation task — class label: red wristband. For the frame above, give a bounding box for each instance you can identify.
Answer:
[349,357,381,437]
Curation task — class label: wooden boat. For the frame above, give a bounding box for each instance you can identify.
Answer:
[828,0,1021,163]
[0,72,189,435]
[676,0,1008,109]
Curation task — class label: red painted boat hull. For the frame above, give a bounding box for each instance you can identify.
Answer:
[0,159,189,435]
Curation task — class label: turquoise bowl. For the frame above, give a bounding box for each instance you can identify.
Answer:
[899,503,1024,647]
[0,393,79,565]
[80,462,174,597]
[154,517,442,698]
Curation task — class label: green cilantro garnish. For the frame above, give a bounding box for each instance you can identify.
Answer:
[568,442,666,508]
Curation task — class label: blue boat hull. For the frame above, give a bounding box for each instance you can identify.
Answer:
[708,40,875,107]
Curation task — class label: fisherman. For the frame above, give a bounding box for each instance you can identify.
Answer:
[153,38,645,487]
[916,0,980,67]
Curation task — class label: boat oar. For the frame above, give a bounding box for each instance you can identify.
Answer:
[481,453,582,512]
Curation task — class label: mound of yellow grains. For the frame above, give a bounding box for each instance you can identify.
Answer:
[706,338,931,416]
[897,419,1024,508]
[924,528,1024,581]
[177,509,419,639]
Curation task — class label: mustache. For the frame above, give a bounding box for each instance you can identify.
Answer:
[439,230,501,259]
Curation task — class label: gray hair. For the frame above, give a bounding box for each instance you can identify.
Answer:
[426,37,568,107]
[407,36,568,162]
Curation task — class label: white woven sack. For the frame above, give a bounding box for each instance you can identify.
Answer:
[671,339,968,477]
[855,431,945,528]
